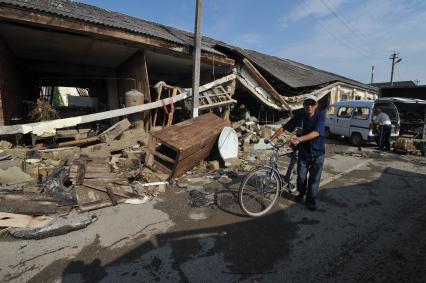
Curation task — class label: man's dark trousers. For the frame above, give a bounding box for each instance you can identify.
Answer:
[379,125,392,150]
[297,154,325,205]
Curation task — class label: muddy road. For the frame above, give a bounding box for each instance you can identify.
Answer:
[1,144,425,282]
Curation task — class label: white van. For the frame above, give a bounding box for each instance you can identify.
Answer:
[325,100,400,146]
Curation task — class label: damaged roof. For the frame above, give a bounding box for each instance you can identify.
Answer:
[0,0,225,56]
[220,45,376,91]
[243,49,376,90]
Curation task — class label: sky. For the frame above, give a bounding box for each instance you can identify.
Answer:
[78,0,426,85]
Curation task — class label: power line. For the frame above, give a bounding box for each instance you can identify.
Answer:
[295,0,381,59]
[319,0,386,57]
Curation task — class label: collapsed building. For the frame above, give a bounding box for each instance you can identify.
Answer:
[0,0,377,141]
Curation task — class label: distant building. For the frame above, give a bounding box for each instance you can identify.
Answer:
[370,81,425,100]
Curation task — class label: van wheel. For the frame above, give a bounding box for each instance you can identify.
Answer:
[325,127,331,138]
[350,133,363,146]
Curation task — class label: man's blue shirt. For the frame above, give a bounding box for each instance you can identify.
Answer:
[282,111,326,160]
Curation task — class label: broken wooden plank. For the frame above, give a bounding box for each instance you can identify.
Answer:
[242,58,292,112]
[84,163,111,173]
[69,172,119,180]
[76,155,88,185]
[99,118,131,143]
[237,69,282,110]
[82,180,134,198]
[35,136,100,150]
[74,185,114,211]
[0,193,59,215]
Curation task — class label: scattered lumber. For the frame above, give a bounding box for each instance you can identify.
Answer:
[0,193,59,215]
[35,136,100,150]
[99,118,131,143]
[71,154,137,211]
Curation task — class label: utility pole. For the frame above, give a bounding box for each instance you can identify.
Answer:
[370,65,374,84]
[192,0,203,118]
[389,51,401,86]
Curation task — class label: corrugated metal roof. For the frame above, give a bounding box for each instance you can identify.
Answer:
[242,49,376,90]
[0,0,225,56]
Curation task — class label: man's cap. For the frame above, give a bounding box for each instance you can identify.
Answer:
[303,94,318,103]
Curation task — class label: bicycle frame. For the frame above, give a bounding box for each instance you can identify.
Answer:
[238,140,299,217]
[268,146,298,194]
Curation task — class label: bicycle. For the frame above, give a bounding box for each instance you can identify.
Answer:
[239,139,298,217]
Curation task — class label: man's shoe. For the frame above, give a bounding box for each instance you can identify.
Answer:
[306,203,317,211]
[294,194,304,203]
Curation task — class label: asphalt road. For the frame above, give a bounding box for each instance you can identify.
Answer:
[1,143,425,282]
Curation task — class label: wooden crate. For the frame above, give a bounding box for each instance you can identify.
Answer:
[145,113,229,178]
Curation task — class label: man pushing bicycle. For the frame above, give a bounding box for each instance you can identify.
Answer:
[269,95,326,211]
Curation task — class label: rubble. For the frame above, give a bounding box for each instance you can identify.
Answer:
[0,166,33,186]
[188,187,216,208]
[0,140,13,149]
[0,98,283,239]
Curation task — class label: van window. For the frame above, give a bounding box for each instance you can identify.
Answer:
[327,105,336,115]
[352,107,370,120]
[337,107,354,118]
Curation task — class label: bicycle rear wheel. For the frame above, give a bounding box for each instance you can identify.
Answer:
[239,167,281,217]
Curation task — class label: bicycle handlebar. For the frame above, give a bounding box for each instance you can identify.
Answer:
[264,138,289,149]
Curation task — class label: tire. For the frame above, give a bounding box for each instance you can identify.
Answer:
[350,132,363,146]
[239,167,281,217]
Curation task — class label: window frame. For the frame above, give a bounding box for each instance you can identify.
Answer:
[337,106,354,118]
[352,107,370,120]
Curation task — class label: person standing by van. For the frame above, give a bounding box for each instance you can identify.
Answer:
[374,108,392,150]
[270,95,325,211]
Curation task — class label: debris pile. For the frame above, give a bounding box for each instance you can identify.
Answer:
[0,118,171,239]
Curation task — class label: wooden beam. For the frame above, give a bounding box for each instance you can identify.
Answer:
[36,136,100,149]
[0,6,177,50]
[99,118,131,143]
[242,58,292,112]
[0,6,235,67]
[236,75,282,110]
[22,59,115,77]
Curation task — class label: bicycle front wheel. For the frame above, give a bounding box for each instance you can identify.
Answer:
[239,167,281,217]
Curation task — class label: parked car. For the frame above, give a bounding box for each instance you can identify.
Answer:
[325,100,400,146]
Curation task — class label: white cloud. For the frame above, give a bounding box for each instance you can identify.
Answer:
[275,0,426,84]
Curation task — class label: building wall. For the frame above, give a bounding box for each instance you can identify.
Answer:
[330,84,377,105]
[0,37,25,125]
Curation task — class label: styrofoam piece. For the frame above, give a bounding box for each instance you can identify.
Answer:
[218,127,239,160]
